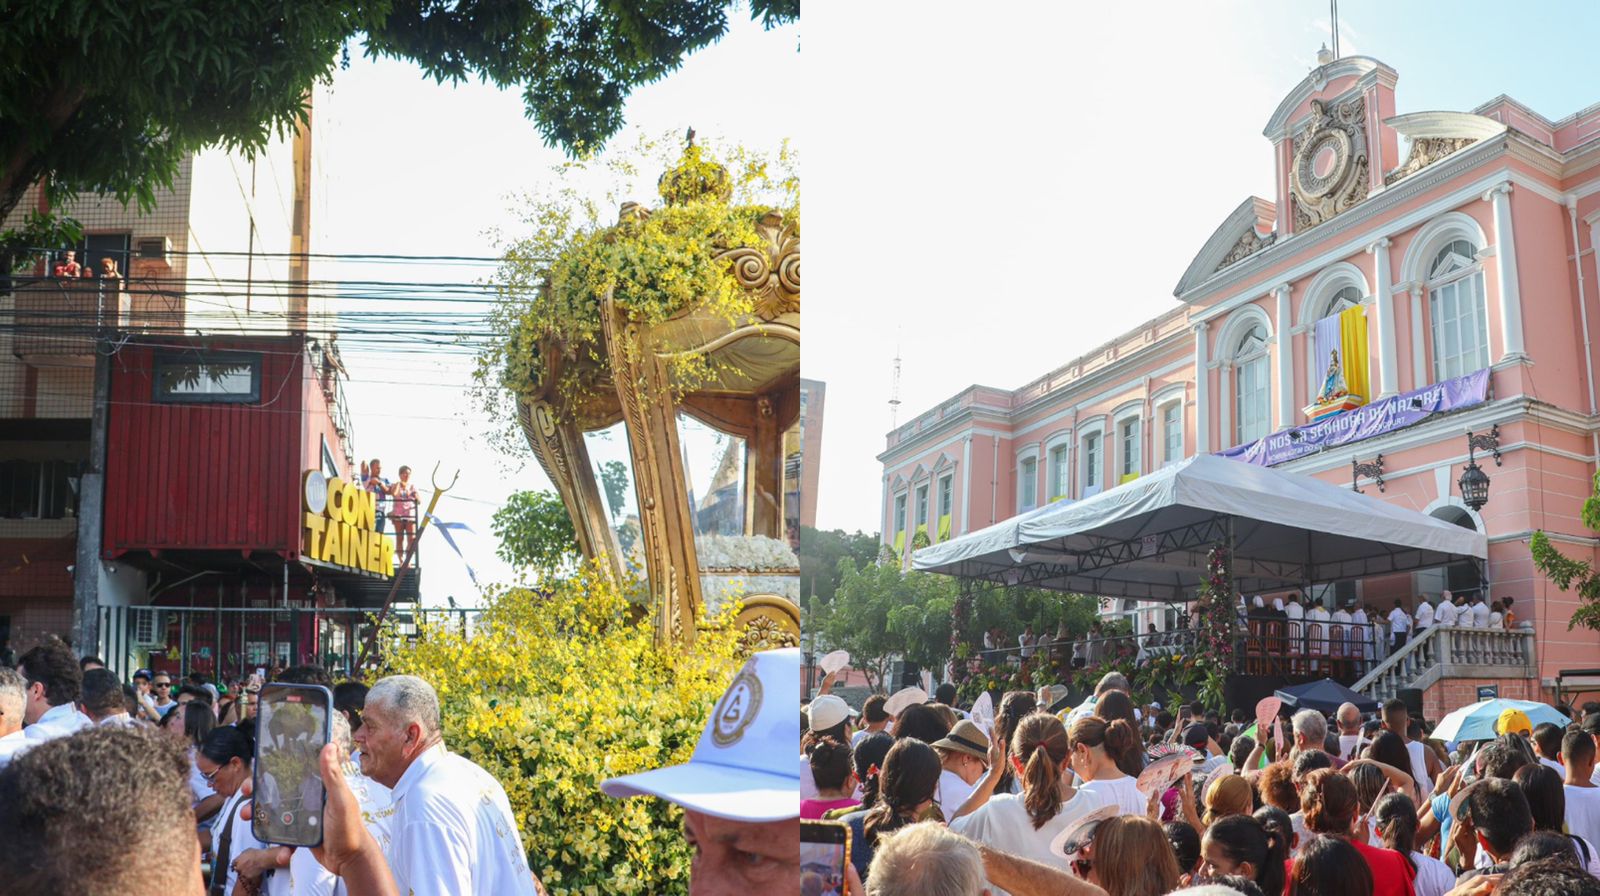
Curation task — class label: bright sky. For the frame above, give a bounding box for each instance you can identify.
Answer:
[314,15,800,606]
[804,0,1600,535]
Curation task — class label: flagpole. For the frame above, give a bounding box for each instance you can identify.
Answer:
[357,463,460,670]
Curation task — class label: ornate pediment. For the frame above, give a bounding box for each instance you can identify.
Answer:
[1290,97,1370,231]
[1217,226,1276,272]
[1382,111,1506,186]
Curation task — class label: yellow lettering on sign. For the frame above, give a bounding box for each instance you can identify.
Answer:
[327,477,346,520]
[304,512,324,559]
[366,530,381,572]
[358,489,377,530]
[380,536,395,575]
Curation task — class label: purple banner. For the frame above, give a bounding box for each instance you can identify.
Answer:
[1218,368,1491,466]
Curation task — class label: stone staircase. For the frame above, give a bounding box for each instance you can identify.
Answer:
[1353,624,1538,703]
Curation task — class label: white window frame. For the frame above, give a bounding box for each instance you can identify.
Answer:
[1233,324,1272,445]
[1303,284,1365,405]
[1078,418,1107,498]
[914,483,929,528]
[1427,239,1490,382]
[1152,386,1185,466]
[1112,402,1143,481]
[937,474,953,519]
[893,492,907,536]
[1016,448,1040,513]
[1043,430,1073,502]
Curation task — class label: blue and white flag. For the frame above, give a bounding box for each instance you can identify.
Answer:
[424,513,480,587]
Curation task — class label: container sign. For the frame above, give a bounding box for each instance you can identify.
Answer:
[301,470,395,577]
[1477,685,1499,701]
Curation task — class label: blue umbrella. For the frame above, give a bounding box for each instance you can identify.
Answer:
[1430,698,1570,744]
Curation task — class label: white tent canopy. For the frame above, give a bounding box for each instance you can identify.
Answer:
[913,454,1487,602]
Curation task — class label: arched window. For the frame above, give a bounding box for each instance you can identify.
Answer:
[1428,238,1489,381]
[1306,284,1364,404]
[1234,324,1271,444]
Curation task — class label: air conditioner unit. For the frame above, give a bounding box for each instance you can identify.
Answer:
[132,608,165,646]
[136,237,172,261]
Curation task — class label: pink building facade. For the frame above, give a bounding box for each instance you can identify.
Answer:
[880,56,1600,699]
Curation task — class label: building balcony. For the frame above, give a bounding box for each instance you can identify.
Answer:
[11,278,131,366]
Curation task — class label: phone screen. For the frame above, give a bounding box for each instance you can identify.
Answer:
[800,820,850,895]
[252,683,333,847]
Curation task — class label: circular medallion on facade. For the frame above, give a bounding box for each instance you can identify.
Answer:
[710,661,764,747]
[302,470,328,515]
[1293,127,1352,200]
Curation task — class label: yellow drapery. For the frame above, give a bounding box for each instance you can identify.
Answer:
[1339,304,1370,402]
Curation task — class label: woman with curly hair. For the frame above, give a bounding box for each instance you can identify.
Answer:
[951,712,1103,868]
[839,737,941,881]
[1299,768,1414,896]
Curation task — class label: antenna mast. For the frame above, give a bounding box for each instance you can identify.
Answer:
[889,344,903,428]
[1329,0,1340,58]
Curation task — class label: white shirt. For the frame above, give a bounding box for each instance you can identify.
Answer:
[95,712,141,727]
[1539,756,1565,775]
[1415,602,1435,629]
[800,754,819,799]
[1019,633,1037,658]
[269,767,395,896]
[388,744,539,895]
[1388,607,1412,635]
[1436,602,1459,627]
[952,790,1105,893]
[1077,775,1148,816]
[1410,851,1456,896]
[1285,602,1305,622]
[0,727,30,769]
[1489,610,1503,628]
[983,632,996,650]
[1471,601,1490,627]
[1338,734,1367,761]
[211,788,267,896]
[937,768,977,816]
[1406,740,1433,800]
[24,702,92,741]
[1565,784,1600,855]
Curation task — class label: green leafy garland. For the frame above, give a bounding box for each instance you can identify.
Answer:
[1190,545,1236,711]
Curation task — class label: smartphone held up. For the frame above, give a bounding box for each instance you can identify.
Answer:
[252,683,334,847]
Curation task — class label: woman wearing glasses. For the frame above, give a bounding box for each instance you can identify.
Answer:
[195,725,265,896]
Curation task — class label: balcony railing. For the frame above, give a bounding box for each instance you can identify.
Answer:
[1354,624,1538,702]
[12,277,130,364]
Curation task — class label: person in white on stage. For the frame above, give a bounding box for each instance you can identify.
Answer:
[1435,590,1460,627]
[1387,600,1412,654]
[353,675,541,895]
[1414,595,1436,631]
[1470,593,1491,628]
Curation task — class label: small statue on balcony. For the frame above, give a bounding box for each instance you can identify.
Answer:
[52,250,81,278]
[1316,348,1347,403]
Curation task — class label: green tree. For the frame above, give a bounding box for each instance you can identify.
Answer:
[0,0,799,263]
[811,561,959,691]
[799,526,880,605]
[1532,470,1600,630]
[491,489,580,574]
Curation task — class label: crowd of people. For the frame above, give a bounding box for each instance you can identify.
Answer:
[801,671,1600,896]
[972,590,1527,683]
[0,636,804,895]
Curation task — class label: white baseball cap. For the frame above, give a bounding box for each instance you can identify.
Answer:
[807,694,854,731]
[601,647,799,822]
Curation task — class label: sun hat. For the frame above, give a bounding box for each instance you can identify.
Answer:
[601,647,800,822]
[807,694,855,731]
[932,720,990,762]
[1495,708,1532,737]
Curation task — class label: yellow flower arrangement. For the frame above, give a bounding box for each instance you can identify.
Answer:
[381,564,747,895]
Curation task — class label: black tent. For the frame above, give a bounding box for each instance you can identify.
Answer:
[1275,678,1378,714]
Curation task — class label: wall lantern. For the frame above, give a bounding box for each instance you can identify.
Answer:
[1458,425,1502,512]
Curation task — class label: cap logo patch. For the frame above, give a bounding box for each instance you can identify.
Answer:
[712,661,763,747]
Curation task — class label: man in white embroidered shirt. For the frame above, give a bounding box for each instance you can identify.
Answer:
[353,674,541,895]
[16,637,91,742]
[602,647,801,896]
